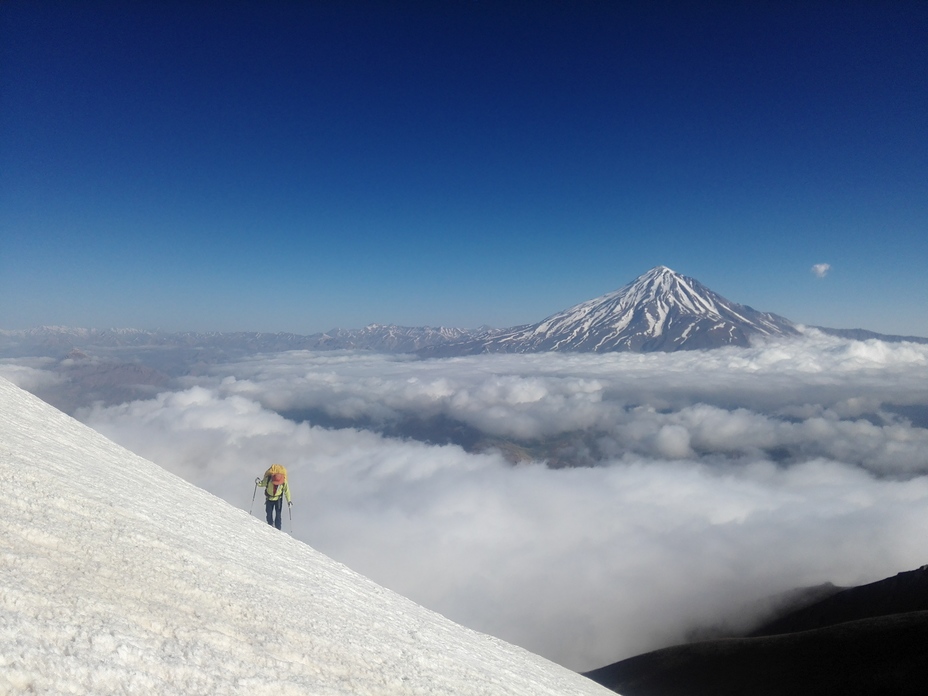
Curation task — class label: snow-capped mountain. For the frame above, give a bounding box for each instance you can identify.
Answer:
[0,376,613,695]
[424,266,799,355]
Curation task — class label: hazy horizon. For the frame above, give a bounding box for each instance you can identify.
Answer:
[3,262,928,339]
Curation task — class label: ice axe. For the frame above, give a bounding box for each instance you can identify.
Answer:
[249,479,259,516]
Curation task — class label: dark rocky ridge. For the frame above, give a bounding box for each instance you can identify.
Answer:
[585,566,928,696]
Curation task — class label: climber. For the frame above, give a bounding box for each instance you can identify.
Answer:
[256,464,291,530]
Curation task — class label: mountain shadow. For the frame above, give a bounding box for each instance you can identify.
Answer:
[585,566,928,696]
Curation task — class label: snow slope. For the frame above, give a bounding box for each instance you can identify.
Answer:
[0,377,613,696]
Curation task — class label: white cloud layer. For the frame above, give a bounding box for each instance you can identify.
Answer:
[0,358,64,393]
[31,334,928,670]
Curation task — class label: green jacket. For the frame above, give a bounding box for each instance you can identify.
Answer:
[260,476,291,503]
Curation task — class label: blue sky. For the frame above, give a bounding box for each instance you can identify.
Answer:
[2,1,926,335]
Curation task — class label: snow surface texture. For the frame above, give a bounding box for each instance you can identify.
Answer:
[0,377,613,696]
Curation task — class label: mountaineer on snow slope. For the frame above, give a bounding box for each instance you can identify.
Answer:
[256,464,291,530]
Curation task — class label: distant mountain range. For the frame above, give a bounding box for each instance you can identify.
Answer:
[2,267,926,360]
[0,324,470,358]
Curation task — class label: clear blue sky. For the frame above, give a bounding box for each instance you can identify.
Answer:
[2,1,926,335]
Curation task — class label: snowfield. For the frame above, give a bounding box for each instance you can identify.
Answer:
[0,377,613,695]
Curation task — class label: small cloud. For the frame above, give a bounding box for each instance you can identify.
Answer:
[811,263,831,278]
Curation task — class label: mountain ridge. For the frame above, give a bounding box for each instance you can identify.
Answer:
[585,566,928,696]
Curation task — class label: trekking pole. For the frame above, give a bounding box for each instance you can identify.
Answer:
[249,481,258,516]
[288,502,293,534]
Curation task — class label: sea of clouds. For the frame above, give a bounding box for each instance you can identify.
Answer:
[4,331,928,671]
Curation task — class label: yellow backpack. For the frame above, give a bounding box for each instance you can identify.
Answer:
[265,463,287,486]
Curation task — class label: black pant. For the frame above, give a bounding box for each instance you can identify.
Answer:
[265,498,283,529]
